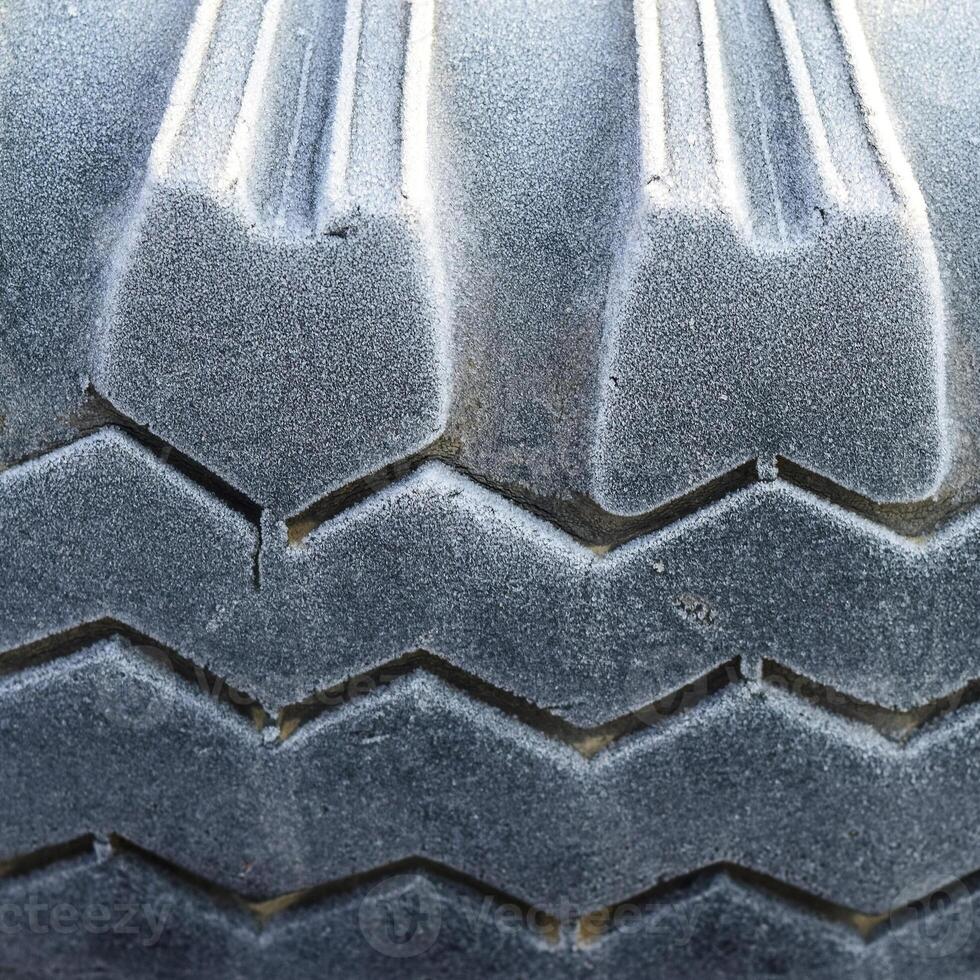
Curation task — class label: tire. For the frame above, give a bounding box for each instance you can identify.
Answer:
[2,0,979,977]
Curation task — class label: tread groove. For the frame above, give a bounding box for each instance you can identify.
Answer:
[78,388,263,525]
[1,831,973,935]
[6,628,980,749]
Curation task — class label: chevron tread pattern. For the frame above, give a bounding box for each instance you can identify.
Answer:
[3,0,980,975]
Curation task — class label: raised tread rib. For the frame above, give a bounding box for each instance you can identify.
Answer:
[6,430,980,716]
[93,0,448,516]
[0,833,975,979]
[592,0,946,513]
[4,634,980,913]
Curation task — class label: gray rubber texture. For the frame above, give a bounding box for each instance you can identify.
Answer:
[2,0,980,977]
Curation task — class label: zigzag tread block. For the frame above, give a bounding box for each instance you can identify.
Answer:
[5,430,980,716]
[0,832,977,978]
[592,0,946,512]
[93,0,449,515]
[3,634,980,914]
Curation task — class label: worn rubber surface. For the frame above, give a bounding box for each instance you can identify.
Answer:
[2,0,980,976]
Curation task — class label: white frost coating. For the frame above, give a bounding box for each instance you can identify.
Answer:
[276,34,316,229]
[148,0,223,180]
[768,0,846,204]
[697,0,748,226]
[318,0,362,223]
[223,0,285,198]
[100,0,226,371]
[401,0,452,431]
[832,0,929,226]
[401,0,434,206]
[634,0,668,190]
[832,0,950,490]
[300,462,597,563]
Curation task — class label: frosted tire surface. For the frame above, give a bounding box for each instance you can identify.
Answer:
[2,0,980,977]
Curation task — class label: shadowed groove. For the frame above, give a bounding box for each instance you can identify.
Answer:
[284,439,445,545]
[0,625,738,755]
[286,452,761,548]
[277,652,743,756]
[5,625,980,751]
[75,387,263,526]
[1,833,976,944]
[6,833,560,941]
[592,862,895,945]
[777,455,972,537]
[5,410,978,551]
[0,621,268,731]
[123,836,560,941]
[761,659,980,743]
[287,451,980,549]
[0,835,96,881]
